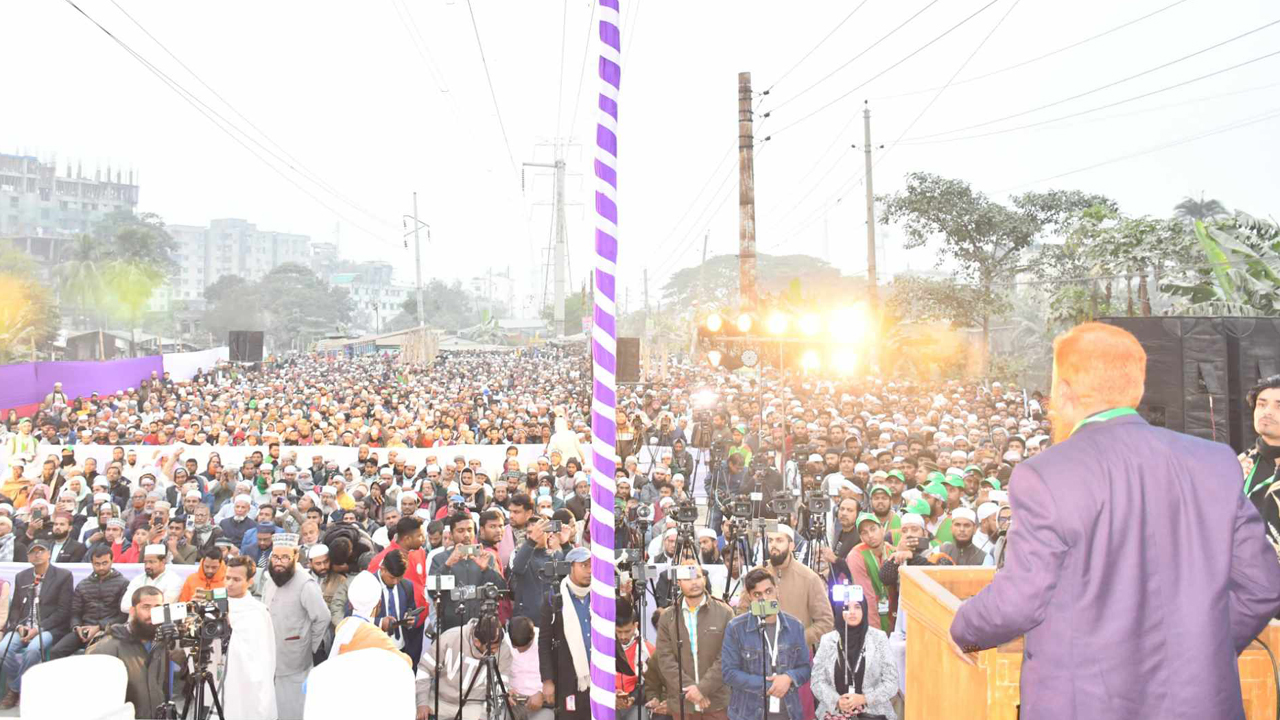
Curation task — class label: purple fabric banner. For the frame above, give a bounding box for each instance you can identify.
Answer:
[0,356,164,412]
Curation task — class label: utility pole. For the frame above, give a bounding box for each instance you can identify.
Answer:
[643,268,650,317]
[738,72,758,310]
[412,193,426,327]
[524,148,568,336]
[691,230,710,355]
[863,102,878,306]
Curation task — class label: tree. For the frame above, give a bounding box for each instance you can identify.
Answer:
[1173,194,1229,224]
[54,234,107,330]
[383,279,481,332]
[880,173,1111,372]
[201,265,353,351]
[659,253,863,311]
[884,275,1008,329]
[1162,212,1280,316]
[541,287,591,336]
[0,241,60,363]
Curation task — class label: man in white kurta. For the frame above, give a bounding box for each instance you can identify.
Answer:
[261,534,330,720]
[119,544,184,612]
[221,557,278,720]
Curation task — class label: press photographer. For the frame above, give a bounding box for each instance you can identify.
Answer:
[86,586,185,719]
[429,512,507,630]
[415,612,512,720]
[539,546,593,720]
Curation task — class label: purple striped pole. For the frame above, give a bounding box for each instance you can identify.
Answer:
[589,2,620,720]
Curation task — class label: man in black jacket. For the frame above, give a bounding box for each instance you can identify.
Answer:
[0,540,74,709]
[539,546,593,720]
[87,586,176,718]
[48,512,88,564]
[428,512,506,630]
[50,545,129,659]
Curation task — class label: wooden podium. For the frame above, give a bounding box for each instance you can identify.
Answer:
[900,566,1280,720]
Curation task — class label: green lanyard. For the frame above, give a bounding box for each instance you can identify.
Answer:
[1069,407,1139,438]
[1244,460,1277,497]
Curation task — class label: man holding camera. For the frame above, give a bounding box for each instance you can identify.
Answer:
[511,517,568,621]
[86,586,179,718]
[50,544,128,659]
[429,512,507,631]
[415,611,511,720]
[0,539,73,708]
[655,558,733,720]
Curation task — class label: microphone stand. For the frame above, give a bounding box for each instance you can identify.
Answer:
[31,576,44,664]
[756,616,769,720]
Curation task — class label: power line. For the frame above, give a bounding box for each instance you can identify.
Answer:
[391,0,450,93]
[63,0,397,248]
[567,0,597,138]
[899,49,1280,145]
[766,0,942,114]
[907,17,1280,141]
[554,0,569,139]
[764,0,875,94]
[871,0,1193,101]
[105,0,398,233]
[763,0,1005,140]
[463,0,517,172]
[999,106,1280,190]
[877,0,1024,169]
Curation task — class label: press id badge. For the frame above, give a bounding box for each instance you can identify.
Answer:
[769,696,780,713]
[566,696,575,712]
[878,597,890,615]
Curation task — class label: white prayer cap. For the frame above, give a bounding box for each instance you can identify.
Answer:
[143,544,167,558]
[990,490,1010,504]
[976,502,999,522]
[901,513,925,529]
[664,528,677,540]
[274,533,300,549]
[902,488,923,503]
[321,486,338,496]
[771,524,795,542]
[854,463,870,473]
[184,489,202,500]
[807,454,824,463]
[346,570,382,617]
[1002,450,1023,462]
[234,494,252,505]
[308,543,330,559]
[696,528,717,541]
[839,479,862,495]
[951,508,977,524]
[270,483,287,493]
[94,492,112,503]
[91,477,110,488]
[414,509,432,521]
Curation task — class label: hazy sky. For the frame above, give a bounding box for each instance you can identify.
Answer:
[5,0,1277,317]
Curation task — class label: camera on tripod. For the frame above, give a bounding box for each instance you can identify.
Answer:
[766,491,794,516]
[804,490,831,515]
[728,494,753,519]
[537,559,574,583]
[450,583,505,602]
[672,498,699,525]
[634,503,654,522]
[151,589,231,648]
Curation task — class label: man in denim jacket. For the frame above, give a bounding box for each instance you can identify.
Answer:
[720,568,811,720]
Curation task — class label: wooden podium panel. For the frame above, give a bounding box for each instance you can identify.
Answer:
[900,566,1280,720]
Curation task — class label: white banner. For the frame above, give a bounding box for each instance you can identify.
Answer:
[161,346,230,382]
[0,561,198,596]
[23,443,558,481]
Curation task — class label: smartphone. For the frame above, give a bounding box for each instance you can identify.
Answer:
[458,544,478,558]
[546,520,562,533]
[749,599,780,618]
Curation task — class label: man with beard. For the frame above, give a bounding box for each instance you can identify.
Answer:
[87,587,181,717]
[262,533,330,720]
[1243,375,1280,557]
[119,544,183,612]
[845,514,896,633]
[539,546,594,720]
[189,503,224,552]
[828,497,862,564]
[565,474,591,523]
[47,511,87,563]
[498,493,534,568]
[178,547,227,602]
[308,544,349,643]
[219,495,256,546]
[740,525,833,649]
[937,509,991,566]
[222,556,278,720]
[511,518,566,621]
[654,558,733,720]
[867,484,901,540]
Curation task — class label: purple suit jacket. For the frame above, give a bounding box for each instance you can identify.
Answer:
[952,413,1280,719]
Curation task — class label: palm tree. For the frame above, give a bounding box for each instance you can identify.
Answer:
[1173,194,1228,224]
[55,234,107,330]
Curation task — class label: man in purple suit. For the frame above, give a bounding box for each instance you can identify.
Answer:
[951,322,1280,719]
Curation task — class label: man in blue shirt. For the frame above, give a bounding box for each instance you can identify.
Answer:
[720,568,811,720]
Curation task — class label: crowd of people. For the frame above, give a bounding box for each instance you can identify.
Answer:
[0,346,1088,720]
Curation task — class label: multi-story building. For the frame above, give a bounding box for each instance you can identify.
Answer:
[0,152,140,264]
[329,260,417,333]
[160,218,312,308]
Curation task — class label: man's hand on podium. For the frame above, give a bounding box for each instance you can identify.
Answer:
[948,635,979,666]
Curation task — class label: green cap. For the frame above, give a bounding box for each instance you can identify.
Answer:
[855,512,880,528]
[868,484,891,497]
[925,471,946,485]
[906,498,931,515]
[940,474,964,489]
[886,470,906,483]
[964,465,983,476]
[733,424,746,434]
[982,477,1002,490]
[922,482,948,501]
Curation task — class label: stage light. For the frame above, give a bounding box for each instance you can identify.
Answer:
[799,313,822,336]
[707,350,722,367]
[833,349,858,375]
[800,349,821,371]
[766,312,789,335]
[736,313,753,334]
[705,314,723,333]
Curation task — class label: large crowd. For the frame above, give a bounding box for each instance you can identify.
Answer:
[0,347,1056,719]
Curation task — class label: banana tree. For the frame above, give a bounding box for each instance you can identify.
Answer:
[1162,213,1280,316]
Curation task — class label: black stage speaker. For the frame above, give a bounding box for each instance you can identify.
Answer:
[617,337,640,384]
[1100,317,1278,452]
[228,330,265,363]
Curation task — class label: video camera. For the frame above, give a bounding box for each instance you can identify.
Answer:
[766,490,794,517]
[450,583,507,603]
[537,559,574,583]
[151,589,232,649]
[804,489,830,515]
[671,498,700,525]
[728,493,754,519]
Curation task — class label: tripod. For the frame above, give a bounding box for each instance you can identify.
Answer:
[667,530,701,720]
[183,639,227,720]
[427,587,448,720]
[719,524,751,604]
[455,627,516,720]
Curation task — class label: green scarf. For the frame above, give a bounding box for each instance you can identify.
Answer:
[860,547,892,632]
[932,516,954,546]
